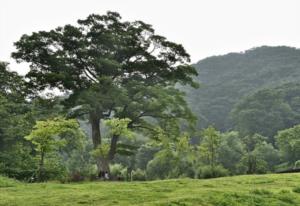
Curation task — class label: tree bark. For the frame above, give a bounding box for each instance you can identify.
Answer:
[97,157,110,179]
[90,112,101,148]
[89,113,120,179]
[89,112,105,177]
[39,150,45,182]
[109,135,119,160]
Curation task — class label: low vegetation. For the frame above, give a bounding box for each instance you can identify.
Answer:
[1,174,300,205]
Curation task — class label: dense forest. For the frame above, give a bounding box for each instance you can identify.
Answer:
[1,12,300,184]
[186,46,300,131]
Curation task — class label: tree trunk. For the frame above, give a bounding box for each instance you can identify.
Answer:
[89,112,104,177]
[97,157,110,179]
[109,135,119,160]
[89,113,120,179]
[90,113,101,148]
[38,151,45,182]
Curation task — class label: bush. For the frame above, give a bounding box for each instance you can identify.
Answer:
[146,150,177,180]
[294,160,300,169]
[135,144,160,170]
[65,145,95,181]
[132,169,146,181]
[198,165,229,179]
[0,144,37,181]
[110,164,126,180]
[0,176,19,187]
[43,155,68,182]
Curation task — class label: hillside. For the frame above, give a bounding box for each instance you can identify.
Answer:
[187,46,300,131]
[231,82,300,139]
[1,174,300,205]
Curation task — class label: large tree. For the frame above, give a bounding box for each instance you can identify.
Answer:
[12,12,198,174]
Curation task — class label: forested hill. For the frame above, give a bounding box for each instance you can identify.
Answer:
[186,46,300,131]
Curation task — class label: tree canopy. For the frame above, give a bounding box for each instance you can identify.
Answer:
[184,46,300,131]
[12,11,198,174]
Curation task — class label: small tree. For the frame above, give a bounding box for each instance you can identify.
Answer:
[239,134,270,174]
[200,126,221,170]
[25,117,83,181]
[145,128,196,180]
[276,125,300,165]
[218,131,245,174]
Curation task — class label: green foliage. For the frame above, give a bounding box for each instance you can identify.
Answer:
[135,144,160,170]
[105,118,133,138]
[132,169,146,181]
[0,61,28,100]
[294,160,300,169]
[43,153,68,182]
[91,118,135,160]
[109,163,126,179]
[0,63,32,150]
[64,139,95,180]
[12,11,197,152]
[237,134,277,174]
[253,142,280,170]
[184,46,300,132]
[2,174,300,205]
[25,117,84,181]
[198,165,229,179]
[199,126,221,168]
[4,13,300,187]
[146,133,196,180]
[146,149,177,180]
[0,143,37,181]
[25,117,81,154]
[275,124,300,165]
[232,83,300,140]
[238,155,268,174]
[218,131,245,174]
[91,144,111,159]
[0,176,19,188]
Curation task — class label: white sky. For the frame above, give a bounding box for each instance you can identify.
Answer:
[1,0,300,75]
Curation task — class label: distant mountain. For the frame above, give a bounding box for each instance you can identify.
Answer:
[186,46,300,131]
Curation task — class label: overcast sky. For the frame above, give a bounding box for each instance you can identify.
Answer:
[1,0,300,74]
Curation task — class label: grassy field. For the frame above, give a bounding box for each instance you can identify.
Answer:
[1,174,300,206]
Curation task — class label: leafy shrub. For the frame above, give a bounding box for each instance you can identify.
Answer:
[110,164,126,180]
[132,169,146,181]
[43,155,68,182]
[0,144,37,181]
[0,176,19,187]
[65,143,95,181]
[294,160,300,169]
[146,150,177,180]
[198,165,229,179]
[135,144,160,170]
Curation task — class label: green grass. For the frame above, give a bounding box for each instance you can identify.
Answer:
[1,173,300,205]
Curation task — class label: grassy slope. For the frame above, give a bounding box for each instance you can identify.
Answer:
[1,174,300,206]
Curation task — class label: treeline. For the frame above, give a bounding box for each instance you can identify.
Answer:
[0,63,300,182]
[2,57,300,181]
[110,124,300,181]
